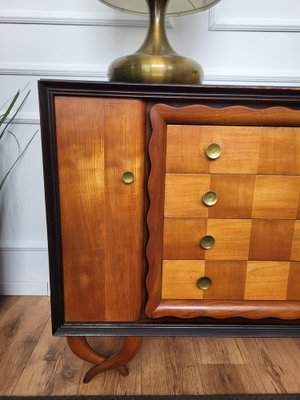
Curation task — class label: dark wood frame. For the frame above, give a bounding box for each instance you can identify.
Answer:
[39,80,300,336]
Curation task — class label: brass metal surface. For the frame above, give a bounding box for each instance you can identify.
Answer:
[196,276,212,291]
[206,143,222,160]
[108,0,203,84]
[122,171,135,184]
[202,191,218,206]
[200,235,215,250]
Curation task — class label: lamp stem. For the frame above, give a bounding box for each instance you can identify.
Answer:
[137,0,175,55]
[108,0,203,83]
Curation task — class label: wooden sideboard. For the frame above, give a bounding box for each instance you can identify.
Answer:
[39,80,300,382]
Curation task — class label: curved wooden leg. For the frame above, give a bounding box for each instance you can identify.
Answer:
[67,336,128,377]
[83,336,143,383]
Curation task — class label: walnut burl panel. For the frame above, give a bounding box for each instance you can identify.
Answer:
[55,97,145,322]
[146,103,300,319]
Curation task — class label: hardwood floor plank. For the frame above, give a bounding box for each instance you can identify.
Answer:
[12,319,84,396]
[197,364,245,394]
[192,337,250,365]
[165,337,204,395]
[242,338,300,393]
[0,296,50,395]
[141,337,177,395]
[234,364,270,394]
[0,296,19,315]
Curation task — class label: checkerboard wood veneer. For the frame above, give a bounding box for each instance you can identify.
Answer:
[146,103,300,319]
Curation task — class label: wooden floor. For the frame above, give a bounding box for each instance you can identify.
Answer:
[1,296,300,395]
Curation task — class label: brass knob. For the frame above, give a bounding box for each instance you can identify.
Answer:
[202,191,218,206]
[197,276,212,291]
[206,143,221,160]
[200,235,215,250]
[122,171,135,184]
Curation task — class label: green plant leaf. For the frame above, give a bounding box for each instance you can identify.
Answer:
[0,130,38,191]
[0,90,30,141]
[0,90,20,129]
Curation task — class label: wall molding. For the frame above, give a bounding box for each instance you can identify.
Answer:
[0,240,48,251]
[0,10,149,27]
[0,9,173,28]
[204,70,300,86]
[9,113,40,125]
[209,8,300,32]
[0,63,108,78]
[0,63,299,87]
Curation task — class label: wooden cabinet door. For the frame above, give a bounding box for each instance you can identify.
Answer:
[54,97,145,322]
[146,103,300,320]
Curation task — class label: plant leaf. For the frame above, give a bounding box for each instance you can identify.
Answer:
[0,90,20,129]
[5,129,21,154]
[0,130,38,191]
[0,90,30,141]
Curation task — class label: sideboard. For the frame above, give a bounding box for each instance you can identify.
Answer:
[39,80,300,382]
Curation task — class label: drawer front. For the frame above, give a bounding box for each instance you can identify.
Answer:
[165,174,300,219]
[163,218,252,260]
[166,125,300,175]
[163,218,299,261]
[162,260,300,301]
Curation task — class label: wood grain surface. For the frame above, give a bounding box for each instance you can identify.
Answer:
[166,125,300,175]
[55,97,146,322]
[163,218,252,261]
[162,260,300,301]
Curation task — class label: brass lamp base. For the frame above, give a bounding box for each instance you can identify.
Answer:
[108,53,203,84]
[108,0,203,84]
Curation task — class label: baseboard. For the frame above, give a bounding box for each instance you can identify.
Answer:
[0,242,49,295]
[0,281,49,295]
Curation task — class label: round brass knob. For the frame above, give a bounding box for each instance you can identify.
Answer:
[197,276,212,291]
[202,191,218,206]
[206,143,222,160]
[122,171,135,184]
[200,235,215,250]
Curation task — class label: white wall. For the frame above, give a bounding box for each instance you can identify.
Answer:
[0,0,299,295]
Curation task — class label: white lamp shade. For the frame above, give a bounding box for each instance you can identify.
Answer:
[98,0,221,16]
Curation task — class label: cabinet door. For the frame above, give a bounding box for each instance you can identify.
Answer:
[146,103,300,320]
[54,97,145,322]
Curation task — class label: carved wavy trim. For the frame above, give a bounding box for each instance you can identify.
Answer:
[153,300,300,320]
[145,103,300,320]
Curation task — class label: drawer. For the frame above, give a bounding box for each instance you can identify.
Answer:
[162,260,300,301]
[164,174,300,219]
[166,125,300,175]
[163,218,252,260]
[163,218,300,261]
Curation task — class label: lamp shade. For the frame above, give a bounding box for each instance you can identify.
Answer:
[99,0,220,16]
